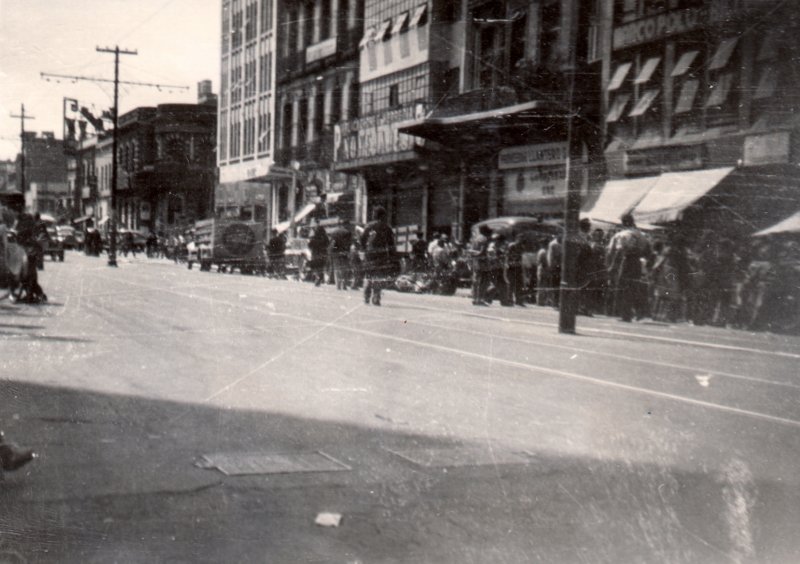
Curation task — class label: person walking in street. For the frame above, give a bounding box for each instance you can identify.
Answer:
[360,206,395,306]
[650,231,690,322]
[487,232,510,305]
[546,234,562,307]
[308,224,329,287]
[410,231,428,274]
[14,212,47,303]
[329,219,353,290]
[606,213,651,322]
[469,225,491,306]
[535,241,549,307]
[267,228,287,279]
[505,232,526,306]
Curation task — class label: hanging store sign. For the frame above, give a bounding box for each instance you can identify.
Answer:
[333,104,421,166]
[613,7,707,51]
[498,142,568,170]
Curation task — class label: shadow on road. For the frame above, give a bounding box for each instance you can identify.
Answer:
[1,379,797,564]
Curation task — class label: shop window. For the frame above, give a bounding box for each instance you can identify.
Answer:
[540,0,561,69]
[509,11,528,73]
[298,97,309,145]
[321,0,332,41]
[282,103,292,149]
[389,84,400,108]
[314,91,325,138]
[471,3,503,90]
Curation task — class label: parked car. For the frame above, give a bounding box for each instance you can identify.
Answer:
[43,226,65,262]
[470,216,563,286]
[284,236,312,280]
[110,228,148,253]
[55,225,78,249]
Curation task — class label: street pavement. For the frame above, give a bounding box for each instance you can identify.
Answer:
[1,251,799,563]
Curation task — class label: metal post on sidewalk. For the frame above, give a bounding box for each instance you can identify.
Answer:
[559,0,582,335]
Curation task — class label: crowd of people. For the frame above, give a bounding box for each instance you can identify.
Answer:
[256,210,798,333]
[463,213,799,334]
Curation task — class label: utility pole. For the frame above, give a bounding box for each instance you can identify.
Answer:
[96,46,137,267]
[42,54,188,267]
[10,104,35,194]
[559,0,583,334]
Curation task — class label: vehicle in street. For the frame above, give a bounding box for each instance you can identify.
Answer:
[43,225,64,262]
[284,236,312,280]
[191,218,267,274]
[117,228,148,253]
[470,216,563,286]
[55,225,78,249]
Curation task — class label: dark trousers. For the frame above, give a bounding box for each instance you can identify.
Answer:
[332,254,350,289]
[506,265,525,305]
[472,268,488,304]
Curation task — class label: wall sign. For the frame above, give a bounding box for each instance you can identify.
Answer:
[743,132,790,166]
[334,104,421,164]
[306,37,337,64]
[613,7,707,51]
[498,142,568,170]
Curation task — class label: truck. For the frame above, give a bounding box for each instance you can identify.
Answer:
[189,218,267,275]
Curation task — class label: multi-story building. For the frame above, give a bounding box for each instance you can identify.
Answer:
[18,131,70,217]
[273,0,365,226]
[0,160,22,212]
[217,0,279,224]
[585,0,800,236]
[332,0,602,242]
[79,84,217,233]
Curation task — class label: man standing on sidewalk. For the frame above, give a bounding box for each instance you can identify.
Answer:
[329,219,353,290]
[360,207,395,306]
[469,225,491,306]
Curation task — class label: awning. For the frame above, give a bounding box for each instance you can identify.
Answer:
[581,176,659,224]
[705,72,733,107]
[754,210,800,236]
[634,57,661,84]
[391,12,409,35]
[409,4,427,28]
[400,99,567,146]
[632,167,735,225]
[608,62,632,91]
[39,213,56,223]
[629,89,659,117]
[709,37,739,70]
[671,50,699,77]
[72,214,94,224]
[275,203,318,234]
[674,79,700,114]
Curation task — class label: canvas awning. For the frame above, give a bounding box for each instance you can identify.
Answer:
[275,203,318,234]
[632,167,734,225]
[754,210,800,236]
[581,176,659,224]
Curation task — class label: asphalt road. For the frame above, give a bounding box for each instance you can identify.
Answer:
[2,252,799,563]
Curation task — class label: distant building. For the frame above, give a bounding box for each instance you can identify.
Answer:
[588,0,800,236]
[216,0,279,225]
[75,83,217,233]
[17,131,70,218]
[0,159,22,212]
[272,0,365,227]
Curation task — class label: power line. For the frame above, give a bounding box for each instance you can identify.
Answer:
[40,71,189,92]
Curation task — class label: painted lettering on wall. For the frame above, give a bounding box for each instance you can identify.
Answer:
[613,7,707,50]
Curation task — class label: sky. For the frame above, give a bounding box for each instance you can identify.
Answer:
[0,0,220,160]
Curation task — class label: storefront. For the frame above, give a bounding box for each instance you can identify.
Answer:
[333,103,430,232]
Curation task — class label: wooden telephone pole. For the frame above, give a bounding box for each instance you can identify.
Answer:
[42,48,187,267]
[10,104,35,194]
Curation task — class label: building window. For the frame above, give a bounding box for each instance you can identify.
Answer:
[314,90,325,139]
[705,36,740,127]
[259,0,272,34]
[389,84,400,108]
